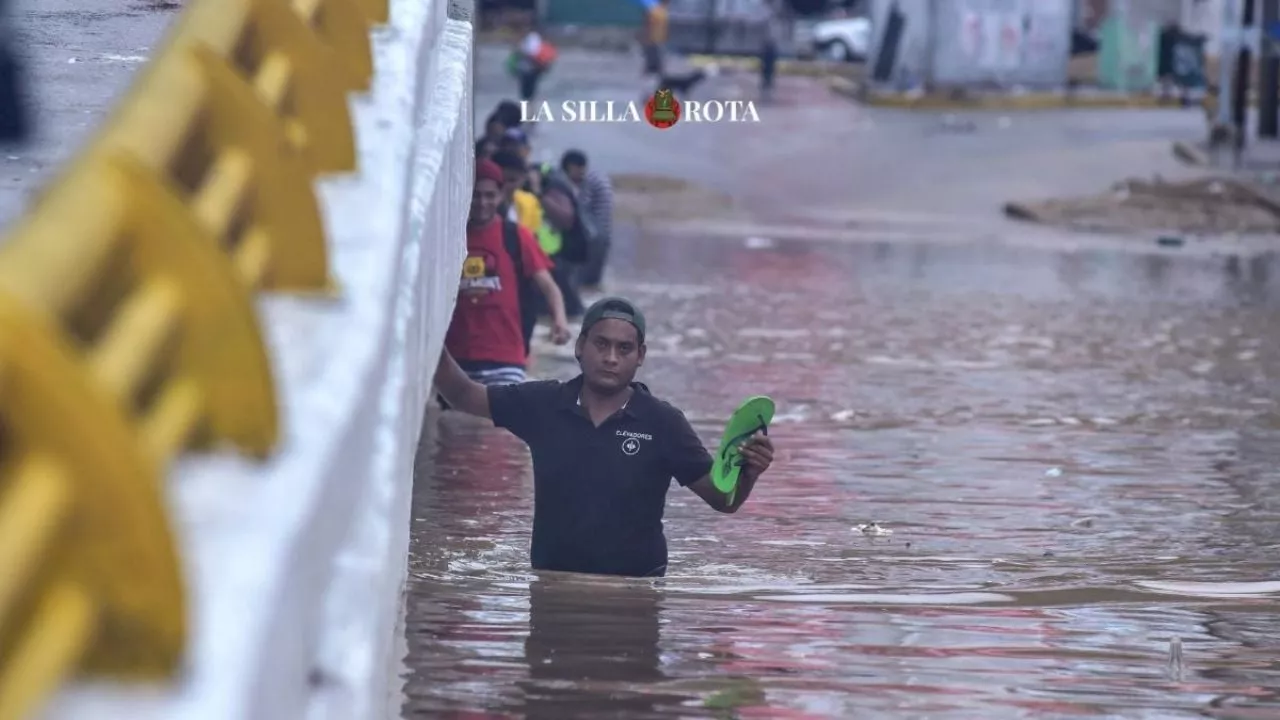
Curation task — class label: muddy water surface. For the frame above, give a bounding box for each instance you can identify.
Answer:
[403,229,1280,718]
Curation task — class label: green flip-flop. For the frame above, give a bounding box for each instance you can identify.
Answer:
[711,396,775,501]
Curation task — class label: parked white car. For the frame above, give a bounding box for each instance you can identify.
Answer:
[810,16,871,62]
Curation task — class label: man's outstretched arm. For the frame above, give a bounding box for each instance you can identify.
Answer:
[434,349,490,418]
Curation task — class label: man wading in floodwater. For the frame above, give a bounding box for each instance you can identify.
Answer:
[433,297,776,577]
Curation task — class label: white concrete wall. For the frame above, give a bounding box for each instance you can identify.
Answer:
[38,0,473,718]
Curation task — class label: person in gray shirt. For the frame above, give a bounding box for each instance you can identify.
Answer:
[560,149,615,292]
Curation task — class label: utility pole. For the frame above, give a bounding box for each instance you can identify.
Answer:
[1219,0,1240,128]
[1261,0,1279,137]
[1231,0,1257,146]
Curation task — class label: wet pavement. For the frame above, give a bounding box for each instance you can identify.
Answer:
[400,46,1280,718]
[0,0,176,229]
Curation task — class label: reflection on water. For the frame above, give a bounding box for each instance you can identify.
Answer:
[402,232,1280,718]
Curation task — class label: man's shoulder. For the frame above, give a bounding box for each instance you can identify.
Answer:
[503,378,565,398]
[488,379,568,426]
[588,169,612,188]
[633,385,692,426]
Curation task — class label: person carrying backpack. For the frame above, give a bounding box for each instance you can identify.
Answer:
[442,159,570,399]
[533,161,596,319]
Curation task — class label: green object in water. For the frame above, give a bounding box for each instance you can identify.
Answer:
[711,396,775,498]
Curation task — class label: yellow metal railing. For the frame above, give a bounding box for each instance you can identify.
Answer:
[0,0,387,717]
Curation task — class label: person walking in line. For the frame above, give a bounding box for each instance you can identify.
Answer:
[494,151,586,320]
[432,296,777,577]
[492,150,543,234]
[560,149,614,293]
[497,127,542,194]
[442,158,569,398]
[537,162,592,319]
[481,100,522,149]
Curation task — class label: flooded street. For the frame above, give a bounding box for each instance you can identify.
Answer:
[400,47,1280,718]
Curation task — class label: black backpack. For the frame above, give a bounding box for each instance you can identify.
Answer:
[538,167,594,264]
[500,219,540,355]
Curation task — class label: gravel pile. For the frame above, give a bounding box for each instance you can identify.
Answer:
[1005,177,1280,234]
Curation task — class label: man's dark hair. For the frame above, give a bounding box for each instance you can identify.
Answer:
[491,149,525,172]
[561,149,588,171]
[493,100,522,128]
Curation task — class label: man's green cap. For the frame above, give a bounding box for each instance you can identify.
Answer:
[581,296,646,343]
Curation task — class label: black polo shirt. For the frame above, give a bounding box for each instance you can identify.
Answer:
[487,375,713,577]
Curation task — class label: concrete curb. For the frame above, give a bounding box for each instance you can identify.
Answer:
[828,77,1196,111]
[865,92,1185,111]
[688,53,861,78]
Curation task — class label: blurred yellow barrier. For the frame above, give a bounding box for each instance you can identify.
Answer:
[364,0,390,24]
[0,0,389,715]
[294,0,377,89]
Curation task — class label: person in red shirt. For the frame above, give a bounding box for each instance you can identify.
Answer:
[444,159,570,389]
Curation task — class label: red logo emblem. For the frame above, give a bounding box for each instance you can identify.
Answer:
[644,88,681,129]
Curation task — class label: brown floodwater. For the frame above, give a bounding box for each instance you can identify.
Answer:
[402,229,1280,719]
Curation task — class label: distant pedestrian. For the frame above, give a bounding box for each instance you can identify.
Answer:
[509,21,556,103]
[760,10,783,100]
[560,149,614,292]
[640,0,671,90]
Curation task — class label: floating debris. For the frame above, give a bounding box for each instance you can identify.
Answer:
[853,522,892,536]
[1167,636,1185,681]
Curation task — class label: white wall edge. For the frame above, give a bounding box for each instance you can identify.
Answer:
[37,0,472,717]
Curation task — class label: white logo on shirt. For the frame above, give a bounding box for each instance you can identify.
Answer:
[620,437,641,456]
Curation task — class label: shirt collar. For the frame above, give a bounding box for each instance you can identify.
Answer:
[558,374,650,419]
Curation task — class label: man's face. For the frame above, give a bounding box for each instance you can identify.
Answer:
[500,167,524,202]
[564,162,586,186]
[486,120,505,141]
[470,178,501,224]
[576,319,644,393]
